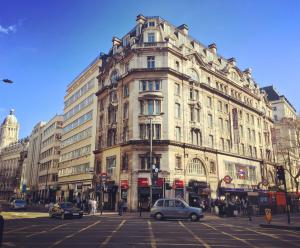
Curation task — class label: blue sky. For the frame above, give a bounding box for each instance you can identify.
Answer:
[0,0,299,138]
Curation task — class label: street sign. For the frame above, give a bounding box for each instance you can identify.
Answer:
[223,175,232,184]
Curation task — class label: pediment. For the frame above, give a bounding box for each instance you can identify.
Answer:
[186,52,207,68]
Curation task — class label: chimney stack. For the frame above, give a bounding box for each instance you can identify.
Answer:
[208,43,217,54]
[177,24,189,36]
[228,57,236,66]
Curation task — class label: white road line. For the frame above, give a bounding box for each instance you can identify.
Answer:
[148,221,157,248]
[49,220,101,248]
[244,227,300,247]
[201,223,257,248]
[178,221,211,248]
[101,220,126,247]
[26,223,70,238]
[5,225,38,234]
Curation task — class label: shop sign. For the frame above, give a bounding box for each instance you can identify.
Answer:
[174,180,184,189]
[138,178,149,187]
[223,175,232,184]
[121,180,129,189]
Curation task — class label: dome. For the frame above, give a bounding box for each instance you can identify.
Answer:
[2,109,18,125]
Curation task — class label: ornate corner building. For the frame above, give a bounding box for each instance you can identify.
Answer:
[93,15,276,211]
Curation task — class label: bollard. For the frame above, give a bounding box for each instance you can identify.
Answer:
[0,214,4,247]
[264,208,272,224]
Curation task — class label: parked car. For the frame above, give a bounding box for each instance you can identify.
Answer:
[10,199,27,210]
[49,202,83,219]
[150,198,204,221]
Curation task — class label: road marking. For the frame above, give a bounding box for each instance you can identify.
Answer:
[49,220,101,247]
[5,225,38,234]
[101,220,126,247]
[26,223,70,238]
[243,227,300,247]
[201,223,257,248]
[148,221,157,248]
[178,221,211,248]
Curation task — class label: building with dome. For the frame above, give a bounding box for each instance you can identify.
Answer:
[0,109,20,149]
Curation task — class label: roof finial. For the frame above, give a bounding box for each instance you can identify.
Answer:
[10,109,15,115]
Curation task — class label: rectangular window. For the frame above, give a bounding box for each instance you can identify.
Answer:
[147,56,155,68]
[207,96,212,108]
[175,156,182,169]
[123,103,129,119]
[175,126,181,141]
[140,101,144,115]
[106,156,116,176]
[123,85,129,97]
[175,83,180,96]
[189,88,193,100]
[155,80,160,91]
[218,101,222,111]
[190,106,194,121]
[148,100,154,114]
[208,135,214,148]
[148,81,153,91]
[194,90,199,101]
[208,114,213,128]
[252,130,256,142]
[147,32,155,42]
[241,143,245,155]
[175,103,180,118]
[219,118,223,132]
[155,100,161,115]
[196,108,200,122]
[220,138,224,150]
[225,120,229,132]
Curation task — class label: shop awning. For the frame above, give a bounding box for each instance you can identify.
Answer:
[138,178,149,187]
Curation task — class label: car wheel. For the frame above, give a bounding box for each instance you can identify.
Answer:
[155,212,163,221]
[190,213,199,222]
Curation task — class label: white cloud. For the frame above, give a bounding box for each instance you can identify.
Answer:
[0,24,17,34]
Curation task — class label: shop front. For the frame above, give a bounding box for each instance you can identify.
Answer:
[138,178,150,210]
[187,180,210,208]
[120,180,129,201]
[103,180,118,210]
[173,179,184,198]
[151,178,164,205]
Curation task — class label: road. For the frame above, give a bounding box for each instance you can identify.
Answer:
[2,213,300,248]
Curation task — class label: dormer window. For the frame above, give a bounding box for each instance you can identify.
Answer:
[147,32,155,43]
[148,21,155,27]
[110,70,119,85]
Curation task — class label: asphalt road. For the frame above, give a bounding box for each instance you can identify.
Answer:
[2,213,300,248]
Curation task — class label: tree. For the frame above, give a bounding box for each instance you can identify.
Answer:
[274,117,300,194]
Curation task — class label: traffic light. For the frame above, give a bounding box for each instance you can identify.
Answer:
[276,166,285,181]
[152,164,158,186]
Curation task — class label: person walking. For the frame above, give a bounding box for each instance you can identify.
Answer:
[91,199,97,215]
[118,199,124,216]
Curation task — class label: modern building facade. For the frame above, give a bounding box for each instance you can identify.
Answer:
[37,115,63,202]
[58,57,101,202]
[94,15,276,211]
[262,86,300,192]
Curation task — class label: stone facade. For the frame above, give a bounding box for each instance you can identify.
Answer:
[94,15,276,211]
[0,139,28,200]
[262,86,300,192]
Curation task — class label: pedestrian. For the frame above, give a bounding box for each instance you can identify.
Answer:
[118,199,124,216]
[91,199,97,215]
[76,193,81,209]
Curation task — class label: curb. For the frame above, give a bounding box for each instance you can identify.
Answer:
[259,224,300,231]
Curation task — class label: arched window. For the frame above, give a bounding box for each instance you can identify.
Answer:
[189,69,199,82]
[268,171,274,184]
[187,158,206,175]
[110,70,119,85]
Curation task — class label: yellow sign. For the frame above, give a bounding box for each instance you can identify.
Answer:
[265,208,272,224]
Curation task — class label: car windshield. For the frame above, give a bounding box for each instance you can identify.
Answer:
[15,200,25,204]
[60,202,73,209]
